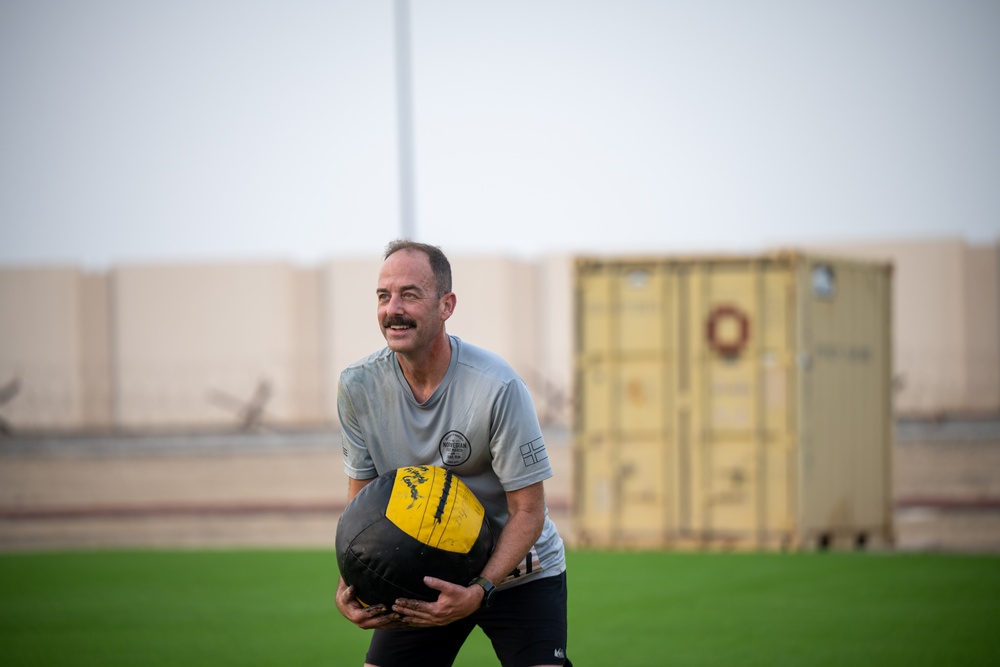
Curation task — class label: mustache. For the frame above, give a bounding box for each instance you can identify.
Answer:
[382,315,417,328]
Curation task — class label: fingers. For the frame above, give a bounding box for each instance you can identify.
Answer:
[339,578,475,629]
[394,594,450,628]
[354,603,405,629]
[392,578,477,627]
[337,584,404,629]
[335,583,355,608]
[361,605,406,629]
[421,576,449,592]
[420,576,467,597]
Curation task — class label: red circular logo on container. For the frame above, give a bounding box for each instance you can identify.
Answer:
[706,305,750,357]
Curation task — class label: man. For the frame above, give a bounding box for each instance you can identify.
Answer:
[335,240,571,667]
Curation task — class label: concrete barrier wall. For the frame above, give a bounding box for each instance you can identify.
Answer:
[111,262,324,430]
[533,255,574,427]
[79,272,113,429]
[0,239,996,433]
[963,243,1000,414]
[0,267,89,430]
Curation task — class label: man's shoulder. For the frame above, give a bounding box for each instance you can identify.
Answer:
[340,347,394,383]
[453,337,519,383]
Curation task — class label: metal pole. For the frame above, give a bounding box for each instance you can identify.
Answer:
[394,0,416,240]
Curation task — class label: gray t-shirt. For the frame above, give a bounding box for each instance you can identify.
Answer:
[338,335,565,589]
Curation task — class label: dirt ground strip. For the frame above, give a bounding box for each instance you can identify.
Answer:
[1,423,998,553]
[0,429,574,552]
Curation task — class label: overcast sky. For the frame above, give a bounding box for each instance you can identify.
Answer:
[1,0,998,268]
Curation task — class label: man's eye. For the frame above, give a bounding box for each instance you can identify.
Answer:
[377,293,389,302]
[403,292,417,300]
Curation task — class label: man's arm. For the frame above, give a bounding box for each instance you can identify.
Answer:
[346,476,372,501]
[475,481,546,588]
[391,481,547,627]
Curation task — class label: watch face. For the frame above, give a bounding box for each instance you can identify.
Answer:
[472,577,495,607]
[811,264,835,299]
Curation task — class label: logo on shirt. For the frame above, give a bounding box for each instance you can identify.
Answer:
[520,438,548,466]
[439,430,471,467]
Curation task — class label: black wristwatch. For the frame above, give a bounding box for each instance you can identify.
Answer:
[469,576,496,608]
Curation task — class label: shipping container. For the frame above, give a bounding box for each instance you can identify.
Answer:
[573,253,893,550]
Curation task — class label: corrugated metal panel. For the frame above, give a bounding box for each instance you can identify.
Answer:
[796,257,894,548]
[573,253,893,550]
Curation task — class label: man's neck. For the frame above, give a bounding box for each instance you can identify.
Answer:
[396,333,452,404]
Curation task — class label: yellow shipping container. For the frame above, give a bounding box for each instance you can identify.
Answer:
[573,253,893,550]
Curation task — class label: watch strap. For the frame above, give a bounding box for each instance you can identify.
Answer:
[469,576,496,608]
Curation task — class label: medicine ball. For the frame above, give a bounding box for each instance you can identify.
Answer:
[336,465,495,607]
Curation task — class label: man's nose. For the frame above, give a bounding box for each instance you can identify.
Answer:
[385,293,406,311]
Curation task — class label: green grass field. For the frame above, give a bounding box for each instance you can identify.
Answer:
[1,549,998,666]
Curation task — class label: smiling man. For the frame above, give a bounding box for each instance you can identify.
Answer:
[335,240,571,667]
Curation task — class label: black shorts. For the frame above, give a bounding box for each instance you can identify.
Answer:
[365,571,571,667]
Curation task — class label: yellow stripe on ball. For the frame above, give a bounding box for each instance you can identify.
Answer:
[385,465,485,554]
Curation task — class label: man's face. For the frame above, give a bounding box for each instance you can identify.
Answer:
[376,249,453,354]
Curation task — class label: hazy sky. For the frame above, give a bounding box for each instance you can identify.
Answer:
[1,0,998,267]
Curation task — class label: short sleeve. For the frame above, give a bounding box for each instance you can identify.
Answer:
[337,374,377,480]
[489,378,553,492]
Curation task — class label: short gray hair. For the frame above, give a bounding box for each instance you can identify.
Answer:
[384,239,453,297]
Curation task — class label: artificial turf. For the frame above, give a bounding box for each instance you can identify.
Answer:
[0,549,997,666]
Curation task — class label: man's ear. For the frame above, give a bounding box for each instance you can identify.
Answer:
[440,292,456,321]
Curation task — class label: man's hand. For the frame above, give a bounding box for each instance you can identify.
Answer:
[335,579,407,630]
[392,577,484,627]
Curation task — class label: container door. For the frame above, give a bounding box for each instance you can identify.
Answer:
[574,262,674,546]
[683,261,797,548]
[797,259,893,547]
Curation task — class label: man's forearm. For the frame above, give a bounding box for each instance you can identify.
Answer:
[478,487,546,585]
